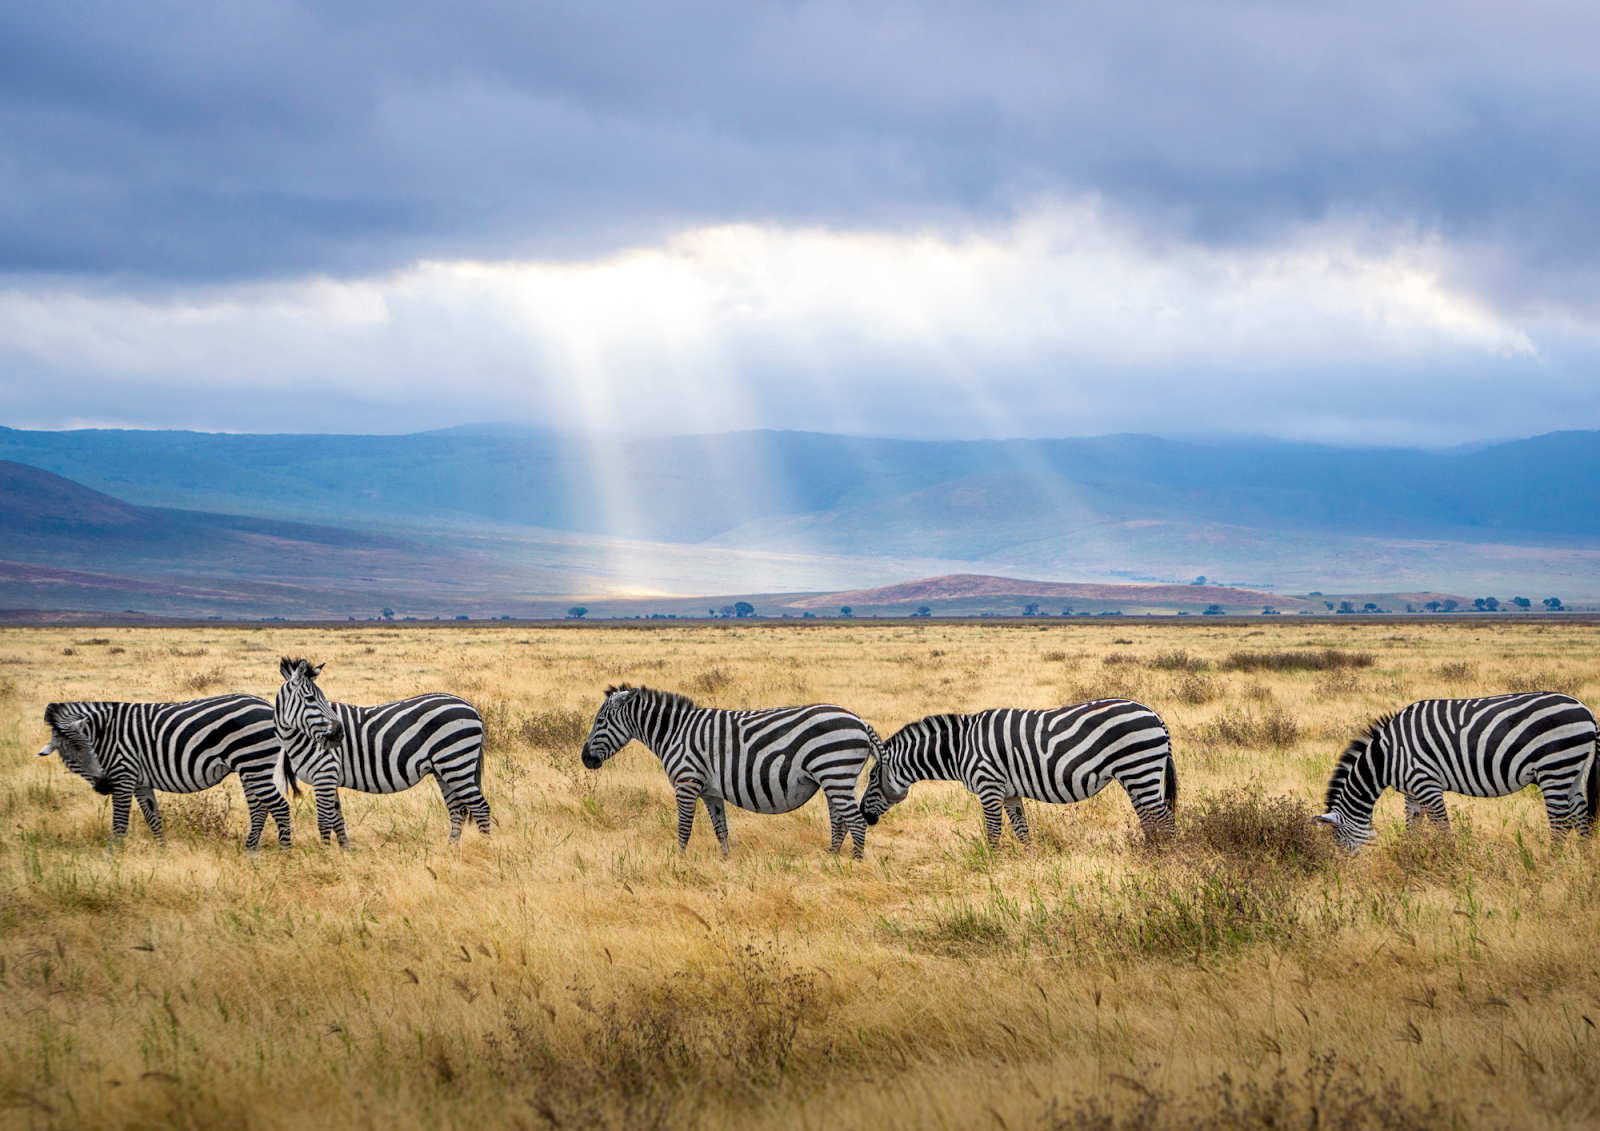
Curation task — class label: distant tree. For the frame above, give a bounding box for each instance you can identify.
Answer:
[733,601,755,618]
[1545,597,1564,610]
[1060,606,1073,616]
[840,606,854,617]
[1424,601,1441,612]
[1338,601,1356,613]
[1261,606,1279,615]
[455,615,469,620]
[566,606,588,618]
[1363,603,1378,612]
[1324,602,1335,611]
[381,607,394,620]
[1308,591,1323,597]
[1485,597,1499,611]
[1442,599,1459,611]
[1192,576,1207,586]
[1473,598,1487,611]
[1023,603,1041,616]
[1203,604,1223,615]
[1512,597,1531,609]
[915,605,932,617]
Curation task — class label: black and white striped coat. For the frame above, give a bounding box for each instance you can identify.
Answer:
[38,695,290,849]
[580,684,879,859]
[275,658,490,846]
[1319,692,1598,849]
[862,699,1178,846]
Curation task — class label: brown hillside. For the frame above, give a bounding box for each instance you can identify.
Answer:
[783,573,1288,609]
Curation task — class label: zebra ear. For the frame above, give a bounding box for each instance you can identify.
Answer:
[310,662,325,679]
[280,657,296,680]
[1315,811,1339,825]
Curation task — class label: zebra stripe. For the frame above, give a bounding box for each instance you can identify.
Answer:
[1320,692,1598,849]
[861,699,1178,847]
[275,657,490,846]
[580,684,879,859]
[38,695,290,849]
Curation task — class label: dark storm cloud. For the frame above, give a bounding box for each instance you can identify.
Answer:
[4,0,1599,311]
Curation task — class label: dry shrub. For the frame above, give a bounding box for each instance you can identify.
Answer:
[1041,1055,1456,1131]
[1169,673,1220,705]
[1315,668,1362,697]
[1199,706,1299,748]
[60,647,75,656]
[1180,786,1334,876]
[478,697,515,752]
[0,674,14,699]
[169,646,209,658]
[1102,652,1139,666]
[492,937,825,1130]
[1149,649,1207,673]
[1041,650,1069,662]
[687,667,733,696]
[1435,660,1476,681]
[520,706,591,750]
[1504,668,1586,698]
[1223,649,1374,672]
[162,791,235,840]
[180,665,228,693]
[75,638,111,646]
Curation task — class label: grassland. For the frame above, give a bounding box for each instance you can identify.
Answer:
[1,619,1599,1130]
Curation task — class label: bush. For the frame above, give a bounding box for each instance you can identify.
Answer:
[1149,650,1207,673]
[1222,649,1374,673]
[1435,660,1476,681]
[520,707,592,750]
[1199,706,1300,748]
[1179,786,1334,876]
[1169,673,1220,705]
[1505,667,1586,698]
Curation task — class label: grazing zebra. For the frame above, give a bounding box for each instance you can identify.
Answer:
[37,695,290,849]
[275,657,490,846]
[580,684,879,859]
[1319,692,1598,849]
[861,699,1178,847]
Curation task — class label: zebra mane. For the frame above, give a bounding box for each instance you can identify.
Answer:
[605,684,698,711]
[1323,712,1395,810]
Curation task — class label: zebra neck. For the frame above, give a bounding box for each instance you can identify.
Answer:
[624,695,694,759]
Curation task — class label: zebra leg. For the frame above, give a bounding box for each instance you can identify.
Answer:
[1004,799,1032,850]
[268,790,292,848]
[135,785,164,843]
[703,796,731,856]
[315,782,348,848]
[467,794,491,838]
[1404,794,1423,826]
[434,774,467,844]
[110,792,132,839]
[977,792,1006,849]
[1413,787,1450,832]
[673,785,700,851]
[822,786,866,861]
[1534,768,1579,841]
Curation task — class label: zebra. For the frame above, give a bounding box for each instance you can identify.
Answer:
[861,699,1178,847]
[36,695,291,849]
[580,684,879,859]
[275,657,490,846]
[1318,692,1598,849]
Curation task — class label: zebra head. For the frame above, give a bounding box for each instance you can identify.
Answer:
[861,722,929,824]
[277,657,344,750]
[1317,722,1390,850]
[581,685,641,769]
[41,702,113,794]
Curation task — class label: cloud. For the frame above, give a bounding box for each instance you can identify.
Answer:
[4,0,1600,319]
[2,205,1590,442]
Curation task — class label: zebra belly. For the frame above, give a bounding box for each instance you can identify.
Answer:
[146,756,231,794]
[705,774,821,814]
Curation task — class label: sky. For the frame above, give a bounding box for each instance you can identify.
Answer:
[3,0,1600,443]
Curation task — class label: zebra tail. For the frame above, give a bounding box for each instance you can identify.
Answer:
[1585,743,1598,835]
[279,751,302,799]
[1164,752,1178,816]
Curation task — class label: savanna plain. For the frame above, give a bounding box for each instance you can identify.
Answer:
[3,619,1600,1130]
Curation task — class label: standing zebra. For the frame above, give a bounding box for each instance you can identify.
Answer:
[580,684,879,859]
[1319,692,1598,849]
[862,699,1177,847]
[275,658,490,846]
[37,695,291,849]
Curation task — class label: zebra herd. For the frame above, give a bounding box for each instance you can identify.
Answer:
[33,657,1600,857]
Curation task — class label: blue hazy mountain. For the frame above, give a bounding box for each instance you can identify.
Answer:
[2,426,1598,545]
[1,426,1598,607]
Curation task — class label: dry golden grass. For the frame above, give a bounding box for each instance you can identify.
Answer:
[1,619,1599,1129]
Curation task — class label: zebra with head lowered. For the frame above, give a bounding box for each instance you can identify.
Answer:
[1319,692,1598,850]
[275,658,490,846]
[37,695,290,849]
[581,684,880,859]
[862,699,1178,847]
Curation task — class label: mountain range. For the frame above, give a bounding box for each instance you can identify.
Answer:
[0,425,1596,618]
